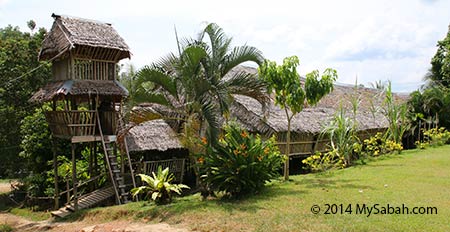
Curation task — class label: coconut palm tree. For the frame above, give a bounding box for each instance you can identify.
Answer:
[132,23,268,145]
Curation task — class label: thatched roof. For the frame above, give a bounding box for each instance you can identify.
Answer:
[125,66,409,152]
[39,14,130,61]
[232,95,388,135]
[30,80,128,103]
[126,119,184,152]
[229,66,409,135]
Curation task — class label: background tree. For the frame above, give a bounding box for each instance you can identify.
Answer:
[258,56,337,180]
[0,23,51,177]
[408,25,450,132]
[427,25,450,87]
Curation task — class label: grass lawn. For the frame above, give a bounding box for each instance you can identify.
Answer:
[61,145,450,232]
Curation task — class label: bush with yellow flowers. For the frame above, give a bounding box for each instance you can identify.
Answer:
[302,149,346,172]
[196,123,283,198]
[422,127,450,147]
[362,132,403,156]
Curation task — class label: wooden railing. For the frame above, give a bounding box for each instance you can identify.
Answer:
[45,110,118,138]
[276,139,330,157]
[73,59,116,80]
[45,110,97,138]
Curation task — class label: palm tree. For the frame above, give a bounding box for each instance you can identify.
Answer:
[132,23,268,146]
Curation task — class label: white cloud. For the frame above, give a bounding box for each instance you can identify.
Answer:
[1,0,449,92]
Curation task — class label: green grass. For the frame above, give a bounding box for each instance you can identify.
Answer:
[0,179,13,184]
[0,224,13,232]
[8,208,50,221]
[64,145,450,231]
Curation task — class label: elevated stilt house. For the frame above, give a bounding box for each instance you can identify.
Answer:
[30,14,136,217]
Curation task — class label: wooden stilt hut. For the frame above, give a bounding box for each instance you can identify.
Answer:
[30,14,136,217]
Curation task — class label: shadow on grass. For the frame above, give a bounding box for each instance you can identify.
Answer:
[293,176,375,191]
[59,183,308,223]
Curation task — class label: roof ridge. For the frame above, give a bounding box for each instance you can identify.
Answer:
[52,13,112,26]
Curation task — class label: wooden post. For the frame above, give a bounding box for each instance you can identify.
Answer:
[88,142,93,191]
[71,143,78,211]
[52,138,59,209]
[94,142,98,189]
[66,180,70,203]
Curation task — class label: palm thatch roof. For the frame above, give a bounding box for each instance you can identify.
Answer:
[230,67,409,135]
[39,14,130,61]
[30,80,128,103]
[125,66,409,152]
[126,119,184,152]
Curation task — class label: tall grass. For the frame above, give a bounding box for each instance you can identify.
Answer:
[383,81,409,144]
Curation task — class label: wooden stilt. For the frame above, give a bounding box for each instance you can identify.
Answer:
[72,143,78,211]
[52,138,59,209]
[88,142,93,191]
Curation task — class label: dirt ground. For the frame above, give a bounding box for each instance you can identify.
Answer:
[1,182,189,231]
[0,182,11,194]
[0,213,189,232]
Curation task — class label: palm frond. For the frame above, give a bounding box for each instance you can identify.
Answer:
[136,66,177,97]
[222,46,264,76]
[201,23,232,73]
[179,45,207,76]
[200,97,220,144]
[154,53,178,74]
[221,71,269,109]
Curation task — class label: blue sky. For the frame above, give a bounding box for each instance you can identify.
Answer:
[1,0,449,92]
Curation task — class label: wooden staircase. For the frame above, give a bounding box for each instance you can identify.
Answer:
[102,139,130,204]
[51,110,136,218]
[51,186,115,218]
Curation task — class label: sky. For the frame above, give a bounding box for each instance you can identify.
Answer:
[1,0,449,92]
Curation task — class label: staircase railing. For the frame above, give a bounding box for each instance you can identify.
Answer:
[96,112,121,204]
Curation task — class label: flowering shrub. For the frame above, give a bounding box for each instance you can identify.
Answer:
[302,149,346,172]
[362,132,403,156]
[416,127,450,148]
[424,127,450,146]
[196,123,284,198]
[303,132,404,173]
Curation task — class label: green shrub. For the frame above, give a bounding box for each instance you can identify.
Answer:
[302,149,345,172]
[131,167,189,205]
[424,127,450,146]
[320,104,360,167]
[416,127,450,148]
[197,123,284,198]
[303,133,403,172]
[362,132,403,156]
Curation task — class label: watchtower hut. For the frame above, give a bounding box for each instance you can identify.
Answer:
[30,14,135,217]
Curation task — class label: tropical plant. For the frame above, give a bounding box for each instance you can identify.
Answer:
[383,81,409,144]
[408,25,450,131]
[118,63,140,112]
[258,56,337,180]
[132,23,268,147]
[196,123,283,198]
[369,80,387,90]
[302,149,345,172]
[131,167,189,204]
[417,127,450,148]
[320,103,360,167]
[362,132,403,156]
